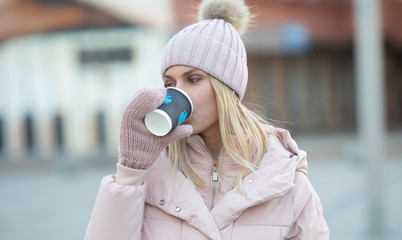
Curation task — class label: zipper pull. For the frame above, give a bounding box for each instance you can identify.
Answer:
[212,165,218,181]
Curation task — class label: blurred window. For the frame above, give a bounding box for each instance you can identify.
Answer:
[386,46,402,130]
[79,48,132,65]
[38,0,74,5]
[25,114,35,153]
[0,117,3,154]
[96,111,107,149]
[248,49,356,134]
[54,113,64,152]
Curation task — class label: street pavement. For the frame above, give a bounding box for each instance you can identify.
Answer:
[0,154,401,240]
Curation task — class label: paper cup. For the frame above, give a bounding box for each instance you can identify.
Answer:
[145,87,193,136]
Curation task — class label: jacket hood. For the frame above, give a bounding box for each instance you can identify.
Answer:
[269,127,308,176]
[185,126,308,175]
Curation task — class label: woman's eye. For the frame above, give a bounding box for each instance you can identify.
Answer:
[189,77,202,83]
[164,83,174,88]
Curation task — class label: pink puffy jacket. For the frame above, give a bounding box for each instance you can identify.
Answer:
[85,127,329,239]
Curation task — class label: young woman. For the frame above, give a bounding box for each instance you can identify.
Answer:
[85,0,329,239]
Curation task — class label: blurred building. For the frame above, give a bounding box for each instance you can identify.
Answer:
[174,0,402,135]
[0,0,401,161]
[0,0,171,161]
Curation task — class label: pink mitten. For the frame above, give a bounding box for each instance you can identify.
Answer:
[119,88,193,169]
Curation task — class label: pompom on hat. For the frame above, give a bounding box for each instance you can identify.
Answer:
[161,0,251,100]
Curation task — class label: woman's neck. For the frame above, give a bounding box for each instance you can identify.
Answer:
[200,122,222,160]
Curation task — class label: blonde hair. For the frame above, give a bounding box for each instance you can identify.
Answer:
[166,76,271,192]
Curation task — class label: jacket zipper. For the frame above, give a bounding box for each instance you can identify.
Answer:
[211,164,218,210]
[197,136,220,210]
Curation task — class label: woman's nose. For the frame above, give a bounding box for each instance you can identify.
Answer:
[173,84,192,100]
[174,82,187,92]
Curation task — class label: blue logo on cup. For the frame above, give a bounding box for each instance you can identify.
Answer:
[177,110,188,126]
[163,95,172,104]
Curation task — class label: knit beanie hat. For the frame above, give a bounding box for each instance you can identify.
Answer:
[161,0,251,100]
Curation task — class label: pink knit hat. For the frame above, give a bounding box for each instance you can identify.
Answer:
[161,0,251,100]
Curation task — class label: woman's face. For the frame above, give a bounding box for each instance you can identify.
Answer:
[163,65,219,135]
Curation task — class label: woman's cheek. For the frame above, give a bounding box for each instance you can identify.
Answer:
[189,117,203,135]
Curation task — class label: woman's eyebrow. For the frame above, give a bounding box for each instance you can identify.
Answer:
[183,68,201,76]
[163,68,201,79]
[163,74,174,79]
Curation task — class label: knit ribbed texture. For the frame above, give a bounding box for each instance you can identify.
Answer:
[119,88,193,169]
[161,19,248,99]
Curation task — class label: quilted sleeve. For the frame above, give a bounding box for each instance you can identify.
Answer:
[84,163,147,240]
[286,172,330,240]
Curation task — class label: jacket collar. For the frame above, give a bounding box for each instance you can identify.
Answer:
[145,154,223,240]
[211,153,299,230]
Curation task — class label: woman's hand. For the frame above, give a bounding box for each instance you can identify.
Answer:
[119,88,193,169]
